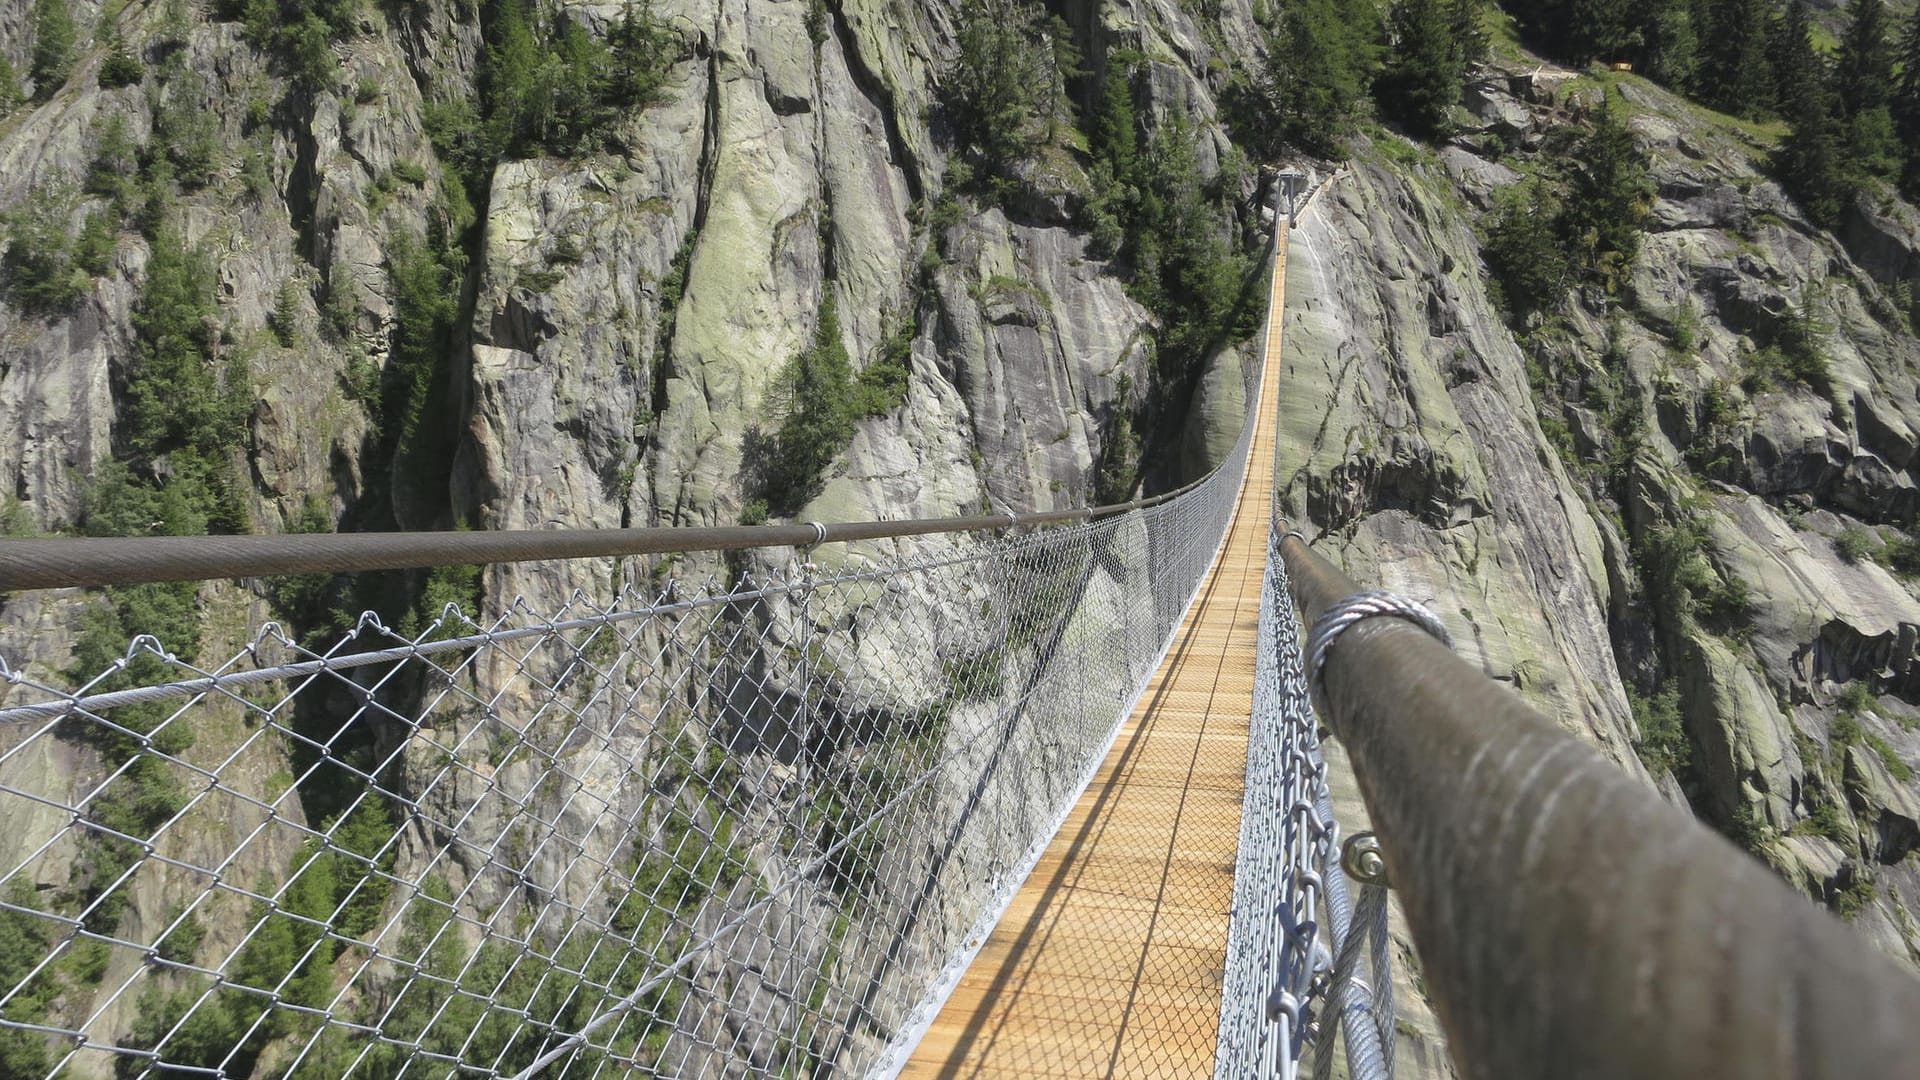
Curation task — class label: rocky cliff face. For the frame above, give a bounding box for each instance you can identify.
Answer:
[0,0,1266,1071]
[1280,54,1920,975]
[9,0,1915,1073]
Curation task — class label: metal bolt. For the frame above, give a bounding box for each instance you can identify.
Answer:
[1341,832,1390,887]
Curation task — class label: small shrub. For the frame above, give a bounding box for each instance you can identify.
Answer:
[1670,300,1701,353]
[1630,684,1689,775]
[1483,178,1569,317]
[1836,526,1875,564]
[156,910,205,964]
[99,27,145,90]
[757,296,857,512]
[1835,870,1877,921]
[392,159,429,188]
[1721,801,1771,855]
[90,114,142,206]
[3,194,84,312]
[1838,680,1874,716]
[853,314,914,417]
[1832,711,1864,749]
[1882,532,1920,578]
[1866,732,1914,781]
[75,208,116,277]
[1799,798,1852,843]
[271,277,303,347]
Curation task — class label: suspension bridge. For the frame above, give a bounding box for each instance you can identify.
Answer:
[3,186,1920,1080]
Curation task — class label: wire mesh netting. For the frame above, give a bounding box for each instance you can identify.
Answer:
[0,440,1250,1078]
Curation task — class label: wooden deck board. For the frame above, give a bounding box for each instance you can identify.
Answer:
[901,226,1291,1078]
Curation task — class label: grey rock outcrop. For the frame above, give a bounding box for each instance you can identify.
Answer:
[1283,59,1920,976]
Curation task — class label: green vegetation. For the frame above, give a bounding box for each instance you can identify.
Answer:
[1252,0,1380,157]
[226,0,362,87]
[1629,683,1689,775]
[1832,692,1914,782]
[853,314,914,417]
[755,296,858,513]
[1,880,56,1077]
[1483,92,1651,316]
[29,0,76,100]
[1494,0,1920,223]
[1376,0,1486,137]
[1229,0,1488,154]
[1637,511,1752,637]
[1740,296,1834,404]
[153,72,226,191]
[382,230,464,508]
[1834,869,1877,920]
[99,22,145,90]
[1836,525,1874,563]
[1093,374,1141,504]
[3,192,90,311]
[118,798,404,1079]
[1084,82,1259,436]
[1796,794,1853,843]
[45,229,251,964]
[459,0,675,163]
[0,58,20,117]
[1900,8,1920,198]
[945,0,1080,180]
[1482,179,1568,317]
[1878,531,1920,578]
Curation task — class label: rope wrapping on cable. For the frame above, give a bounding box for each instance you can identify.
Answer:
[1305,591,1451,715]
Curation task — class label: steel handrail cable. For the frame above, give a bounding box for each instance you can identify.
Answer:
[0,485,1212,592]
[1276,530,1920,1080]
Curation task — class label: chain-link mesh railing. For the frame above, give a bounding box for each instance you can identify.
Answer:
[0,392,1255,1080]
[1216,531,1389,1080]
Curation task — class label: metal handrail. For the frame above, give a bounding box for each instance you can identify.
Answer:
[1276,531,1920,1079]
[0,478,1211,592]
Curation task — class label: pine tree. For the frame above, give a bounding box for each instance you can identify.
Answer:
[0,55,22,116]
[767,296,857,511]
[1484,177,1568,316]
[1090,57,1137,175]
[1560,92,1653,290]
[485,0,547,156]
[1642,0,1700,93]
[1896,9,1920,195]
[99,21,144,89]
[609,0,671,108]
[1449,0,1488,72]
[1511,0,1632,65]
[1769,0,1817,108]
[947,0,1047,171]
[1263,0,1380,156]
[1039,15,1085,143]
[1566,0,1636,64]
[1084,57,1137,255]
[1774,10,1846,229]
[29,0,76,100]
[1834,0,1900,180]
[1379,0,1463,136]
[1702,0,1776,119]
[1834,0,1893,117]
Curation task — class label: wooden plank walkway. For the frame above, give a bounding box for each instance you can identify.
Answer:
[902,224,1292,1078]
